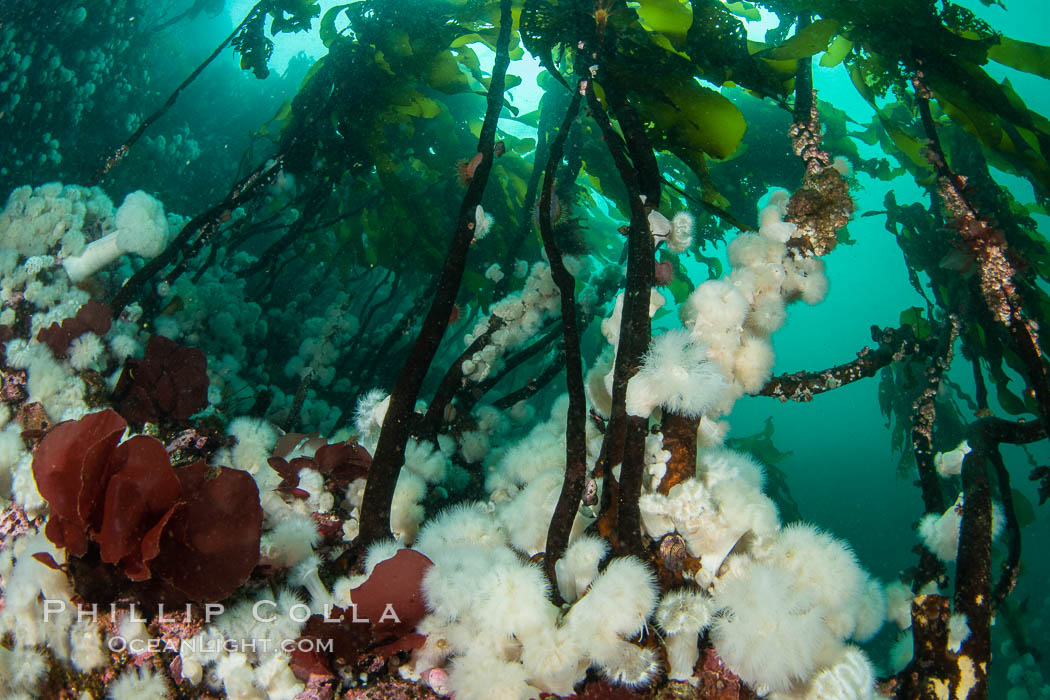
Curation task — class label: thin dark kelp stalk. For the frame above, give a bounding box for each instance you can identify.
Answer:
[585,80,655,558]
[536,78,586,597]
[914,75,1050,439]
[354,0,515,552]
[109,151,288,318]
[909,317,958,589]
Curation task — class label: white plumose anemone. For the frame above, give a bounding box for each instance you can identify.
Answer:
[626,329,728,418]
[712,561,839,693]
[63,190,170,282]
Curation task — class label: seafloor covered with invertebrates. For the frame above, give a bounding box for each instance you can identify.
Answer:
[0,0,1048,698]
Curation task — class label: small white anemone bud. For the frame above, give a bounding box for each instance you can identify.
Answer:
[290,554,333,613]
[649,209,694,254]
[473,205,493,240]
[485,263,504,283]
[668,212,695,253]
[934,441,970,478]
[656,589,712,683]
[648,209,672,241]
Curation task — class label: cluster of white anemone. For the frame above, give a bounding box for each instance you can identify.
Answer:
[0,181,177,695]
[878,439,1005,674]
[283,291,360,389]
[679,189,828,415]
[0,2,146,175]
[381,386,887,699]
[461,261,562,382]
[0,180,351,437]
[401,504,662,699]
[0,182,112,259]
[585,191,831,451]
[633,445,885,697]
[397,452,888,700]
[0,166,888,700]
[0,533,83,692]
[0,184,184,515]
